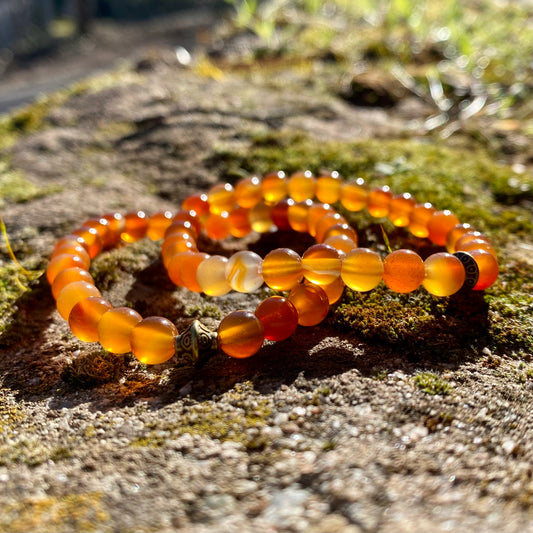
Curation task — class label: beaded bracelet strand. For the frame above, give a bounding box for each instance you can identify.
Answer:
[47,171,499,365]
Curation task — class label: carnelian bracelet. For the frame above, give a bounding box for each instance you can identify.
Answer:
[47,171,499,364]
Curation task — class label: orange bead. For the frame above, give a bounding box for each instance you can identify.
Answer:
[162,240,197,268]
[208,183,236,214]
[68,296,112,342]
[101,212,126,245]
[97,307,142,354]
[307,203,333,237]
[225,251,263,293]
[167,251,195,286]
[164,220,198,240]
[315,213,347,244]
[323,234,357,254]
[51,267,94,299]
[454,231,490,251]
[161,230,197,258]
[131,316,178,365]
[228,207,252,238]
[427,210,460,246]
[422,253,466,296]
[196,255,231,296]
[147,211,173,241]
[54,235,90,255]
[82,217,114,249]
[121,211,148,243]
[182,193,210,216]
[51,242,91,268]
[255,296,299,341]
[288,283,329,326]
[249,202,273,233]
[302,244,342,285]
[470,250,499,290]
[56,281,101,320]
[172,210,202,235]
[445,223,473,253]
[287,200,313,233]
[262,248,303,290]
[322,223,358,245]
[367,186,392,218]
[179,252,210,293]
[340,178,367,212]
[204,212,231,240]
[71,226,103,258]
[261,171,287,203]
[388,193,416,227]
[235,176,263,208]
[341,248,384,292]
[316,172,341,204]
[218,310,264,358]
[383,249,425,293]
[458,239,497,258]
[270,199,293,231]
[408,203,436,238]
[288,171,316,202]
[309,276,345,304]
[47,253,91,285]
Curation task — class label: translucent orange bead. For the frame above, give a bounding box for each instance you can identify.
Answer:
[470,250,499,291]
[68,297,112,342]
[51,267,94,299]
[167,251,195,286]
[323,234,357,254]
[161,230,197,258]
[71,226,103,258]
[302,244,342,285]
[56,281,101,320]
[445,223,473,253]
[226,251,263,293]
[228,207,252,238]
[307,203,333,237]
[179,252,210,293]
[270,199,293,231]
[204,212,231,240]
[47,253,91,285]
[121,211,148,243]
[101,212,126,246]
[340,178,367,212]
[341,248,383,291]
[172,210,202,235]
[316,172,341,204]
[288,171,316,202]
[182,193,210,217]
[382,249,425,293]
[196,255,231,296]
[218,310,264,358]
[315,213,347,244]
[249,202,273,233]
[288,284,329,326]
[287,200,313,233]
[422,253,466,296]
[164,220,198,240]
[408,203,436,238]
[235,176,263,208]
[162,240,197,268]
[388,193,416,227]
[97,307,142,354]
[82,218,114,249]
[367,186,392,218]
[322,223,358,245]
[255,296,299,341]
[309,276,345,304]
[262,248,303,290]
[427,210,460,246]
[454,231,490,251]
[52,242,91,268]
[147,211,173,241]
[208,183,236,214]
[54,235,90,255]
[261,171,287,203]
[458,239,497,258]
[131,316,178,365]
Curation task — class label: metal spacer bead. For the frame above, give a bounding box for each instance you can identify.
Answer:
[173,320,218,367]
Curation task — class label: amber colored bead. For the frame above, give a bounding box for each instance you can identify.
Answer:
[51,267,94,299]
[226,251,263,293]
[249,202,273,233]
[52,242,91,267]
[131,316,178,365]
[162,240,197,268]
[47,253,90,285]
[228,207,252,238]
[383,249,425,293]
[97,307,142,354]
[56,281,101,320]
[261,171,287,203]
[179,252,209,293]
[341,248,383,291]
[235,176,263,208]
[147,211,173,241]
[262,248,303,290]
[71,226,103,258]
[408,203,436,238]
[427,210,460,246]
[270,199,293,231]
[204,212,231,240]
[54,235,89,255]
[388,193,416,227]
[316,172,341,204]
[454,231,490,251]
[470,250,499,291]
[161,230,197,258]
[288,200,313,233]
[307,203,333,237]
[172,210,202,235]
[288,171,316,202]
[322,223,358,245]
[367,186,392,218]
[167,251,195,286]
[164,220,198,240]
[323,234,357,254]
[288,284,329,326]
[445,223,473,253]
[309,276,345,304]
[422,253,466,296]
[82,217,114,249]
[315,213,347,244]
[121,211,148,243]
[68,296,112,342]
[218,310,264,358]
[255,296,299,341]
[101,212,126,245]
[340,178,367,212]
[302,244,342,285]
[208,183,236,214]
[182,193,210,217]
[196,255,231,296]
[458,239,497,258]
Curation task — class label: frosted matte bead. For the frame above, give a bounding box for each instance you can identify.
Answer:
[196,255,231,296]
[383,249,425,293]
[225,251,264,293]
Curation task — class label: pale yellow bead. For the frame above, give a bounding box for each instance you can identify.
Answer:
[225,251,264,293]
[196,255,231,296]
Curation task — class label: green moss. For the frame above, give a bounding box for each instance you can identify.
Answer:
[413,372,453,395]
[62,350,126,387]
[184,304,222,319]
